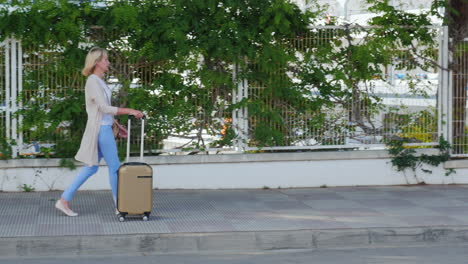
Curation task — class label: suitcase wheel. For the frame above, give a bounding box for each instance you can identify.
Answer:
[118,213,126,222]
[143,212,150,221]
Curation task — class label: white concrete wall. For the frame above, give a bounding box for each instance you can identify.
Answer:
[1,149,467,192]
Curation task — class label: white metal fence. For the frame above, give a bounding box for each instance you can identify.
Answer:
[448,39,468,157]
[0,25,460,157]
[242,25,444,152]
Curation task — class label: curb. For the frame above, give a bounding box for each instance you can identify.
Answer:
[2,226,468,257]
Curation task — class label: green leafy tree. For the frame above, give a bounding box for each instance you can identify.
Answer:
[0,0,326,155]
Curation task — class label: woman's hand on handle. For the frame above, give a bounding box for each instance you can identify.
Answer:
[116,108,145,119]
[131,110,144,119]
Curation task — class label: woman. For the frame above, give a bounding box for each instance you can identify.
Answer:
[55,47,144,216]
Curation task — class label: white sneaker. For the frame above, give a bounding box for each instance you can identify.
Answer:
[55,200,78,217]
[115,209,120,215]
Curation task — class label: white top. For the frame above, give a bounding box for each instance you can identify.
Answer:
[90,75,114,126]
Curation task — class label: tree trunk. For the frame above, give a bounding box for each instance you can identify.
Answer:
[448,0,468,154]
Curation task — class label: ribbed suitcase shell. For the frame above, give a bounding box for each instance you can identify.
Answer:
[117,162,153,215]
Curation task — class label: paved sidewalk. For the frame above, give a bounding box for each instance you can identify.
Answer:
[2,185,468,257]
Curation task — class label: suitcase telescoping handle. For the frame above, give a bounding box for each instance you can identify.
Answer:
[126,115,145,163]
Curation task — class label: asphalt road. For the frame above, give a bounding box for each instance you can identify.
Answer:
[3,243,468,264]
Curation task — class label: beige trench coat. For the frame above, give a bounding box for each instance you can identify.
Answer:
[75,75,118,166]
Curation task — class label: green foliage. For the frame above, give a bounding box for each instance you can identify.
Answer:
[16,89,86,158]
[386,136,453,176]
[18,184,35,192]
[365,0,439,71]
[59,158,77,171]
[0,138,15,160]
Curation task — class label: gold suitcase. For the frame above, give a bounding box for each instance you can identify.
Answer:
[117,117,153,222]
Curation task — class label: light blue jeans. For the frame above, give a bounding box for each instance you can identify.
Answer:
[62,125,120,204]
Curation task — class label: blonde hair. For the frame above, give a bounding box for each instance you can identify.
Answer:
[81,47,108,76]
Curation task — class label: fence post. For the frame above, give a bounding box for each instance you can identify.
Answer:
[242,77,248,148]
[437,26,443,139]
[438,26,450,148]
[11,39,18,158]
[18,40,23,153]
[232,62,249,151]
[5,39,10,145]
[232,63,239,151]
[445,26,453,154]
[4,39,22,158]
